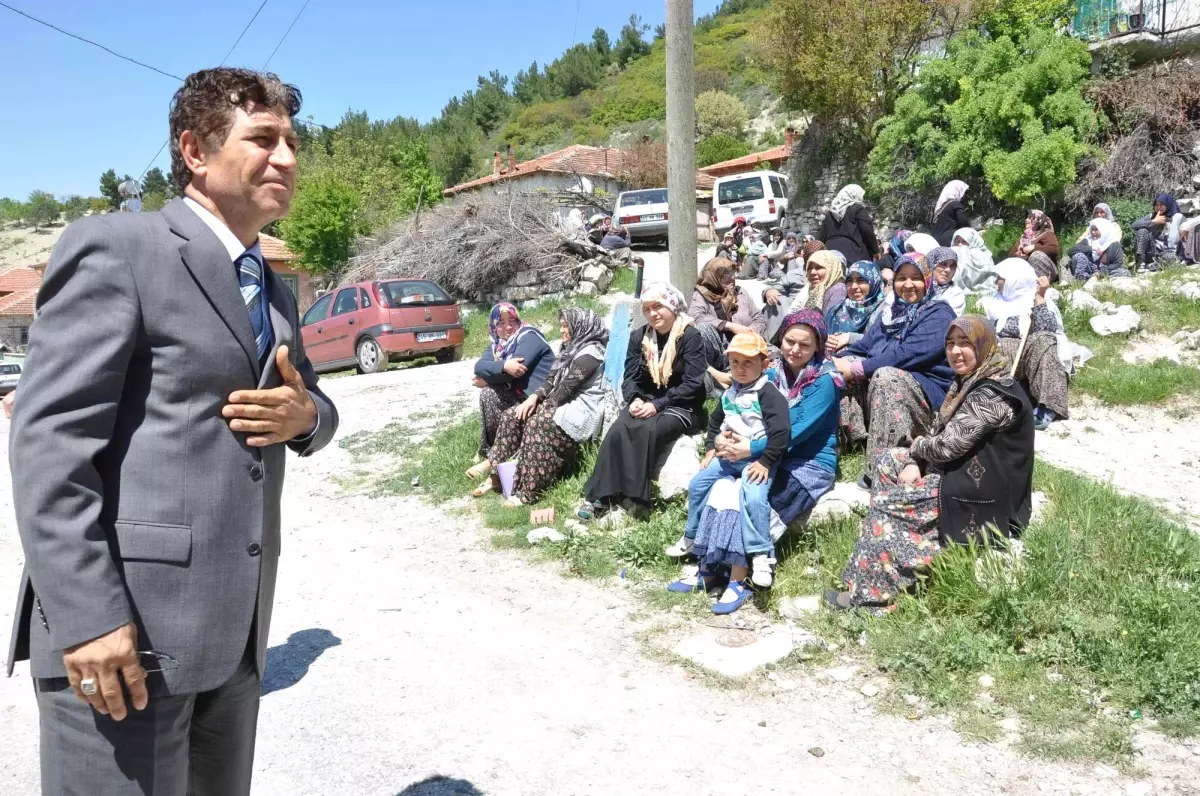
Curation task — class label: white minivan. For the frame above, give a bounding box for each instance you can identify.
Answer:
[711,170,789,233]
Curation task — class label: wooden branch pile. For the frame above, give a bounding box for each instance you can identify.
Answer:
[340,192,618,301]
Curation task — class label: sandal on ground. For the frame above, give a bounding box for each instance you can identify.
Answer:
[471,475,499,498]
[668,567,720,593]
[503,496,524,508]
[466,461,493,480]
[712,580,753,615]
[576,500,609,522]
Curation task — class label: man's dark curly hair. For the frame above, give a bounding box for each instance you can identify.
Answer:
[168,67,302,193]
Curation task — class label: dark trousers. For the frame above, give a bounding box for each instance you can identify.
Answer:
[35,644,261,796]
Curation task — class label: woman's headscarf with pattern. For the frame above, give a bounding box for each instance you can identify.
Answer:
[802,237,826,258]
[825,260,884,336]
[542,307,608,396]
[696,257,739,320]
[639,282,693,389]
[879,253,934,340]
[489,302,546,360]
[926,247,960,297]
[888,229,914,260]
[1019,209,1054,248]
[771,307,844,405]
[803,249,845,309]
[933,315,1012,432]
[934,180,969,219]
[829,184,865,222]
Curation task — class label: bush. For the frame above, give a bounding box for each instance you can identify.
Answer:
[278,171,367,273]
[867,28,1098,222]
[697,134,751,167]
[695,89,749,140]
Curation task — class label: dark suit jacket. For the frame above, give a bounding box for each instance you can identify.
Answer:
[7,198,338,693]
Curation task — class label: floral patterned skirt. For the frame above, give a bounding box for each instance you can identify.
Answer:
[841,448,942,607]
[478,385,523,457]
[488,403,579,504]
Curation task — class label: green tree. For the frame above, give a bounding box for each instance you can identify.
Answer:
[512,61,554,105]
[0,197,23,224]
[974,0,1075,39]
[695,90,749,140]
[465,71,512,136]
[26,190,61,229]
[697,134,751,167]
[761,0,961,148]
[867,29,1097,217]
[141,193,168,212]
[140,167,173,199]
[278,171,367,273]
[61,195,89,221]
[547,43,607,97]
[99,168,123,209]
[88,197,110,214]
[591,28,612,64]
[614,14,651,67]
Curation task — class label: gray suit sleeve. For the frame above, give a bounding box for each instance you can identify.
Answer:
[10,221,139,651]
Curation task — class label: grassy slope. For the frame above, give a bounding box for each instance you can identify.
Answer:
[341,398,1200,763]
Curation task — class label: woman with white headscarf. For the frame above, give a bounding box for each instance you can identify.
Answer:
[904,232,939,257]
[818,184,880,265]
[951,227,998,294]
[1068,217,1129,280]
[985,258,1069,430]
[930,180,971,247]
[579,283,707,521]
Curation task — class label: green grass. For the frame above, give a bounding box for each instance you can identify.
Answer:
[609,267,639,296]
[342,400,1200,764]
[460,296,607,358]
[1061,266,1200,405]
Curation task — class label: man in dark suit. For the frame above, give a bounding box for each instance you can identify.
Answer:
[7,67,339,795]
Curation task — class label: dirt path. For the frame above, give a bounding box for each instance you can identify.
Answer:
[1,362,1197,795]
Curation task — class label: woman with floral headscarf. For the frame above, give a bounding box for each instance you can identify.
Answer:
[1009,209,1060,263]
[469,303,555,480]
[579,283,707,520]
[986,258,1070,430]
[825,316,1034,611]
[470,308,609,504]
[1132,192,1184,272]
[832,254,957,486]
[930,180,971,247]
[670,308,843,597]
[878,229,913,273]
[826,260,887,354]
[817,184,880,264]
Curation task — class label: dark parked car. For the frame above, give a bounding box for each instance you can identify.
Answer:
[300,279,464,374]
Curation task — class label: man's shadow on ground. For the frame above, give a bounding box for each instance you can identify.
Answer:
[396,777,484,796]
[261,628,341,695]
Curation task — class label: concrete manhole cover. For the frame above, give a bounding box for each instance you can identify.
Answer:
[714,630,756,648]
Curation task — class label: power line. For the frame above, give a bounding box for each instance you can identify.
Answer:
[262,0,312,70]
[570,0,581,45]
[0,0,183,81]
[219,0,270,66]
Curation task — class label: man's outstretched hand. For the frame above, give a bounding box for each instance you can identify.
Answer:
[222,346,317,446]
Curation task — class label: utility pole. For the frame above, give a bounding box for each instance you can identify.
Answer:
[665,0,697,295]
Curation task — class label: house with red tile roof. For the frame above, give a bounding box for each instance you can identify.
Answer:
[699,129,797,178]
[260,233,317,311]
[0,264,44,350]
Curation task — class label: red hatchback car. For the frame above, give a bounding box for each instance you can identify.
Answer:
[300,279,464,374]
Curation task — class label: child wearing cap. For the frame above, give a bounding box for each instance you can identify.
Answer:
[667,330,791,614]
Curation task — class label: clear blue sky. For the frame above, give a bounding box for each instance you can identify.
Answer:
[0,0,723,199]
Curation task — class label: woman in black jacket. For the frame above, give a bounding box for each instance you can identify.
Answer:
[929,180,971,247]
[579,282,707,520]
[818,184,879,264]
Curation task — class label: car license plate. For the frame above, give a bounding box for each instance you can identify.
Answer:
[732,204,755,214]
[639,213,665,221]
[417,330,448,343]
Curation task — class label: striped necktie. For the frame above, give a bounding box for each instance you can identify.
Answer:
[237,251,273,362]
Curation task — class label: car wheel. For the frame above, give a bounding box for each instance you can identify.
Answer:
[356,337,388,374]
[436,345,464,364]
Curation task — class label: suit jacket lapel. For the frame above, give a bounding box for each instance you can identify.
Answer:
[259,270,295,389]
[162,199,261,379]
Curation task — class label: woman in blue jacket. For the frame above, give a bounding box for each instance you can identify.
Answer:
[686,307,843,589]
[467,303,554,491]
[831,253,956,486]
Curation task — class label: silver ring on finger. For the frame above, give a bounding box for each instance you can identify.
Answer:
[80,677,98,696]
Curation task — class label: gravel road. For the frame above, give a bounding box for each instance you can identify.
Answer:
[4,359,1198,795]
